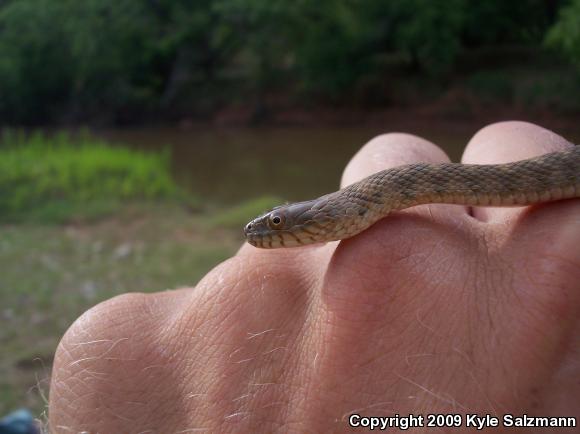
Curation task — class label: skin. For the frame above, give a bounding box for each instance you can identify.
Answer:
[49,121,580,433]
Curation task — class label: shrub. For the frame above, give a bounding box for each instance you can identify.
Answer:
[0,131,182,222]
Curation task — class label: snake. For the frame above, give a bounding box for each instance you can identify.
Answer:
[244,146,580,248]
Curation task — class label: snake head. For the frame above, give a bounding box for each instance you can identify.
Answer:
[244,200,333,248]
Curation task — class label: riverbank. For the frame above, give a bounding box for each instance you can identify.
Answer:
[207,103,580,137]
[0,131,278,416]
[119,56,580,132]
[198,67,580,134]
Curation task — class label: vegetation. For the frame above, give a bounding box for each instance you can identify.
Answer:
[0,0,579,124]
[0,131,183,222]
[546,0,580,69]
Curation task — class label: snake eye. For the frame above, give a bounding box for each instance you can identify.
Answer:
[268,213,285,229]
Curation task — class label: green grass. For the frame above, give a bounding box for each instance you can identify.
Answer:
[0,130,186,222]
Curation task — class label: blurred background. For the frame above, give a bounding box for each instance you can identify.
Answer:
[1,0,580,425]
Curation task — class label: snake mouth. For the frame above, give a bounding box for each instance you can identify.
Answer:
[245,233,264,248]
[245,222,323,248]
[245,231,306,249]
[243,215,300,248]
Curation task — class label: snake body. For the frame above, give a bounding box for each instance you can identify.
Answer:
[244,146,580,248]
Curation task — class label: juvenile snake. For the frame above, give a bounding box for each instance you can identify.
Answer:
[244,146,580,248]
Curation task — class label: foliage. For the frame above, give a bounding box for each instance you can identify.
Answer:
[464,1,558,46]
[0,0,576,123]
[546,0,580,69]
[0,0,239,123]
[389,0,466,75]
[0,131,182,221]
[0,0,73,123]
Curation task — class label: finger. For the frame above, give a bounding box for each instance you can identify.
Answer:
[462,121,575,222]
[341,132,469,220]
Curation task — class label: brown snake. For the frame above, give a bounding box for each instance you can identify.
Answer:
[244,146,580,248]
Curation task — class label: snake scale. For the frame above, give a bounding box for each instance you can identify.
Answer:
[244,146,580,248]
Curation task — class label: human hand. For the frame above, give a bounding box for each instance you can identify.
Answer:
[49,121,580,433]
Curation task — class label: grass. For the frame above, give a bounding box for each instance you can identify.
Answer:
[0,130,186,222]
[0,194,279,420]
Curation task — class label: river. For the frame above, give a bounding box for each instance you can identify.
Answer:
[103,123,580,206]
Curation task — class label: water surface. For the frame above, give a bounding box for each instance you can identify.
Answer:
[103,124,580,206]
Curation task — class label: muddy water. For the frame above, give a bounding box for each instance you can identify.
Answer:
[102,124,580,206]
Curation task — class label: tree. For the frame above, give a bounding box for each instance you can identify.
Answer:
[546,0,580,69]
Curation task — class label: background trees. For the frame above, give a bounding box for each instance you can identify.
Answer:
[0,0,578,124]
